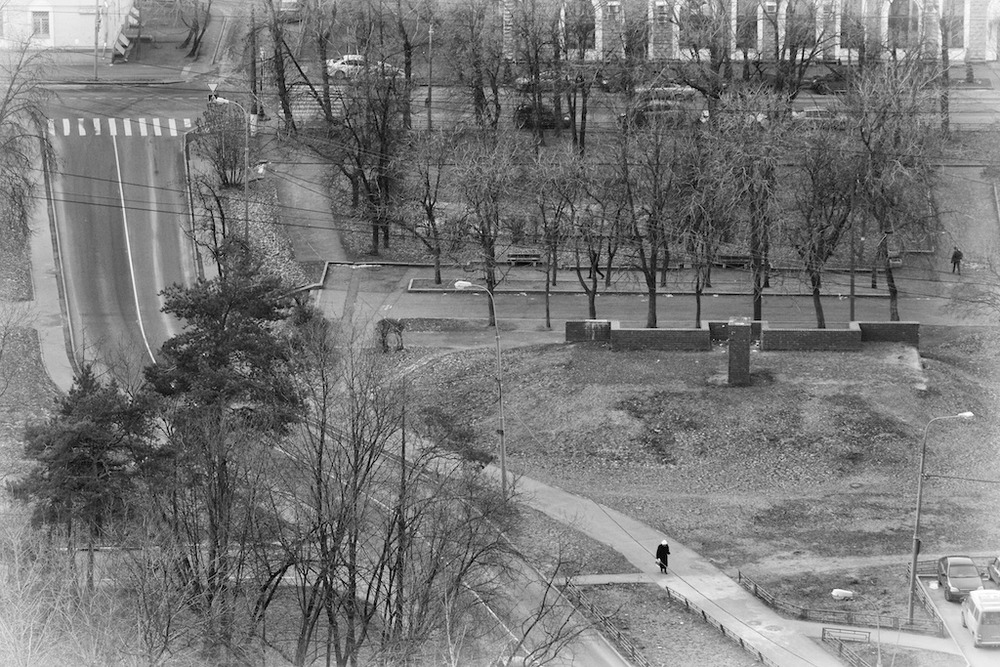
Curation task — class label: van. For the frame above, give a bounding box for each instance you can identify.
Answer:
[961,589,1000,648]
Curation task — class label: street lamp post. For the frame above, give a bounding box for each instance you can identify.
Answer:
[832,589,882,667]
[906,410,975,622]
[455,280,507,497]
[209,94,251,237]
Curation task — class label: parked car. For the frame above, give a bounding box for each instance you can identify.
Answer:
[791,106,849,129]
[513,103,570,130]
[937,555,985,602]
[635,84,699,101]
[326,55,401,80]
[514,70,566,94]
[987,556,1000,585]
[810,68,851,95]
[620,99,699,128]
[961,590,1000,648]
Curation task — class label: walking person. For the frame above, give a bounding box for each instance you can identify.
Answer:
[951,246,963,274]
[655,540,670,573]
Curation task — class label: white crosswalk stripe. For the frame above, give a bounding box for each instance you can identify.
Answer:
[47,117,195,138]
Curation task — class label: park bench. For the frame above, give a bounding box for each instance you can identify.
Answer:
[506,250,542,266]
[715,253,752,268]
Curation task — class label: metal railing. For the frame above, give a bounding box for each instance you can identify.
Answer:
[821,628,876,667]
[564,580,782,667]
[737,571,944,637]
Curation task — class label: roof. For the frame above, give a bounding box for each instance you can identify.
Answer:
[967,590,1000,608]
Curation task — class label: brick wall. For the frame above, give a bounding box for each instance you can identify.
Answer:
[610,327,712,350]
[566,320,613,342]
[857,322,920,347]
[760,326,862,351]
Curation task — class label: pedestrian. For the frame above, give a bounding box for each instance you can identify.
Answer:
[655,540,670,573]
[951,246,963,274]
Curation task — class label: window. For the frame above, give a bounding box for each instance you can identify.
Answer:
[607,2,621,23]
[942,0,964,48]
[655,2,670,25]
[736,0,757,50]
[840,0,863,50]
[786,0,818,48]
[32,11,50,37]
[888,0,919,48]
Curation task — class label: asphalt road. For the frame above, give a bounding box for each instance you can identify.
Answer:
[46,88,200,370]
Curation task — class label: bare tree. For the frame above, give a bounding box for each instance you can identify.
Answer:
[440,0,505,129]
[398,129,467,284]
[788,128,862,327]
[850,60,940,321]
[455,131,530,325]
[615,120,684,328]
[0,40,49,244]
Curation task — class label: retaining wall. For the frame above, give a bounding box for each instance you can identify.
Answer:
[565,320,921,351]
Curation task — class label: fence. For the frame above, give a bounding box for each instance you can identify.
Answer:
[736,571,945,637]
[563,580,782,667]
[820,628,876,667]
[561,582,652,667]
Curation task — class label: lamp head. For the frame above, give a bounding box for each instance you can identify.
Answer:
[454,280,474,290]
[957,411,974,419]
[831,589,855,601]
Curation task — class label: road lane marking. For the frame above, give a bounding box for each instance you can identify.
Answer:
[109,118,118,136]
[92,118,101,135]
[62,119,70,135]
[111,134,157,364]
[77,118,86,135]
[152,118,162,136]
[138,118,148,136]
[183,118,193,130]
[123,118,132,136]
[47,119,55,135]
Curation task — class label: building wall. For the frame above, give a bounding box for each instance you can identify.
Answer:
[0,0,133,51]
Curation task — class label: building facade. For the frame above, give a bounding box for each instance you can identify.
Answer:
[508,0,1000,63]
[0,0,140,58]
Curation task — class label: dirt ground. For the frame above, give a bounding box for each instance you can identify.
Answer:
[404,325,1000,663]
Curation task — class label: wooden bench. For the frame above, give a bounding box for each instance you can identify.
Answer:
[506,251,542,266]
[715,254,752,268]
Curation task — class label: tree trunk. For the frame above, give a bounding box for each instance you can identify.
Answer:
[886,263,900,321]
[810,270,826,328]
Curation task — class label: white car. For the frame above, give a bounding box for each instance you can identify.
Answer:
[326,55,401,80]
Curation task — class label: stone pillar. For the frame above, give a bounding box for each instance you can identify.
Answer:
[728,316,752,386]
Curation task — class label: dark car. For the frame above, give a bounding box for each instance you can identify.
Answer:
[810,68,851,95]
[620,99,699,128]
[513,103,570,130]
[938,555,985,602]
[514,70,565,94]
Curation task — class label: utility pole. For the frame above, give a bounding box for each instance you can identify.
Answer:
[426,22,433,131]
[94,0,100,81]
[250,5,259,116]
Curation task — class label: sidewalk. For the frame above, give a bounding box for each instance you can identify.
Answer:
[38,7,228,85]
[514,474,961,666]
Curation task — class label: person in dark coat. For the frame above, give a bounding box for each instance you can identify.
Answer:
[655,540,670,573]
[951,247,963,274]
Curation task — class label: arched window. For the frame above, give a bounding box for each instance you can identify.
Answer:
[786,0,818,49]
[888,0,919,49]
[565,0,596,53]
[840,0,864,49]
[942,0,964,48]
[736,0,758,50]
